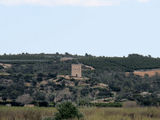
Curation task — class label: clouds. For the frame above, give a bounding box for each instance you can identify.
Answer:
[137,0,150,3]
[0,0,118,6]
[0,0,151,7]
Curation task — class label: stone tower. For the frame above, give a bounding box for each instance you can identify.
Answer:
[71,64,82,78]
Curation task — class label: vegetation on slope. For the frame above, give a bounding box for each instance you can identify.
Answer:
[0,53,160,106]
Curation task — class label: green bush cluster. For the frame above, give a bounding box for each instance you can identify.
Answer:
[89,102,122,107]
[54,102,83,120]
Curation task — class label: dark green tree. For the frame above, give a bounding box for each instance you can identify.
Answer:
[54,102,83,120]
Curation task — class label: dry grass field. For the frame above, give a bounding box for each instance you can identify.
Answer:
[0,106,56,120]
[0,106,160,120]
[133,69,160,77]
[125,69,160,77]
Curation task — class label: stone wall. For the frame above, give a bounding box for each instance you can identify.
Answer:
[71,64,82,78]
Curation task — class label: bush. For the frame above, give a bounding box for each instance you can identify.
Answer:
[89,102,122,107]
[54,101,83,120]
[0,65,4,69]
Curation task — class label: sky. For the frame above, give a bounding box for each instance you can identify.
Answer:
[0,0,160,57]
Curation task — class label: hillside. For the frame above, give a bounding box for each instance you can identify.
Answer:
[0,53,160,106]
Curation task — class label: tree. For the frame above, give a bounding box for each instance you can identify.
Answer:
[34,92,46,101]
[0,65,4,70]
[37,73,44,82]
[48,94,55,102]
[2,95,7,102]
[54,102,83,120]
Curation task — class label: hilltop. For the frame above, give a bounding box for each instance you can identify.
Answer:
[0,53,160,106]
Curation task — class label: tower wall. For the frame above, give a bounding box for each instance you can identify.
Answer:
[71,64,82,78]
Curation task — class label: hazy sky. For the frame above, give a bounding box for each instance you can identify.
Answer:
[0,0,160,57]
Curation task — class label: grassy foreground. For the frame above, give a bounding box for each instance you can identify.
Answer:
[0,106,160,120]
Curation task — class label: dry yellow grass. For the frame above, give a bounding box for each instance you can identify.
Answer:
[81,107,160,120]
[0,72,10,76]
[0,106,160,120]
[134,69,160,77]
[0,106,56,120]
[126,69,160,77]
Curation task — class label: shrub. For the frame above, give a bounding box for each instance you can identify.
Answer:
[123,101,138,108]
[89,102,122,107]
[54,101,83,120]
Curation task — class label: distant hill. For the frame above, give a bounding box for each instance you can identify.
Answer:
[0,53,160,106]
[1,53,160,71]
